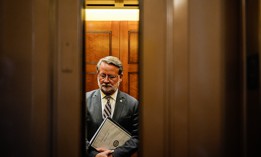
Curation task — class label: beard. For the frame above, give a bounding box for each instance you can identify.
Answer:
[98,79,120,95]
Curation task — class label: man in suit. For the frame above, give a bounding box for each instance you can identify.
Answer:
[86,56,139,157]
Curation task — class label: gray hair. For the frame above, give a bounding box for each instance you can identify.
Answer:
[96,56,123,75]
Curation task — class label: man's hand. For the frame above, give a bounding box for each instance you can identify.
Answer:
[95,148,113,157]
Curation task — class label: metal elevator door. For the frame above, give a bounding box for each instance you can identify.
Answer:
[1,0,261,157]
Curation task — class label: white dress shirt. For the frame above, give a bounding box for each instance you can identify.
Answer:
[100,90,118,118]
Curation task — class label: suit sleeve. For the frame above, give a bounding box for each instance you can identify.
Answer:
[87,147,99,157]
[112,99,139,157]
[86,91,100,157]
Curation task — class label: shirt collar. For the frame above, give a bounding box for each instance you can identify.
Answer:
[100,90,118,101]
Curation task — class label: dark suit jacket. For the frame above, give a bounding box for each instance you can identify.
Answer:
[86,89,139,157]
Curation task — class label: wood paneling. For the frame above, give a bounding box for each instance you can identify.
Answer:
[120,21,139,99]
[129,72,138,99]
[86,31,112,64]
[129,31,139,64]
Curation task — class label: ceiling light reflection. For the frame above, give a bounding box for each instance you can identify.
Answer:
[85,9,139,21]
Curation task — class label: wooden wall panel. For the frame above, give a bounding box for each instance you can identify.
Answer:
[86,31,112,64]
[129,31,139,64]
[85,21,120,57]
[128,72,138,99]
[86,73,98,91]
[120,21,139,98]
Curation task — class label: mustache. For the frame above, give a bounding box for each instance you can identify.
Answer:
[101,83,112,87]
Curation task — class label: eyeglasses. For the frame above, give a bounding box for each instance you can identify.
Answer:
[98,73,118,80]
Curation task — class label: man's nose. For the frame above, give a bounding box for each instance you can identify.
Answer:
[103,76,110,82]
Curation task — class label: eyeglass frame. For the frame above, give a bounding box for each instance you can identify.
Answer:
[98,73,120,81]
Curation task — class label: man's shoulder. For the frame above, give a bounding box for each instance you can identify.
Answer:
[118,91,138,102]
[86,89,99,98]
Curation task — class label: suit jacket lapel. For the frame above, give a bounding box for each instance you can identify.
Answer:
[112,91,126,121]
[91,90,103,123]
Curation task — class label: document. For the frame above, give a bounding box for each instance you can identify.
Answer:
[89,117,131,150]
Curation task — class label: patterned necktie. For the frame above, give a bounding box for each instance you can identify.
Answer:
[103,96,112,119]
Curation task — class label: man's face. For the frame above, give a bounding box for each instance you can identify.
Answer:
[97,62,122,95]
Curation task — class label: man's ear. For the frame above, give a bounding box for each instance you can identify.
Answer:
[120,73,124,79]
[119,74,123,82]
